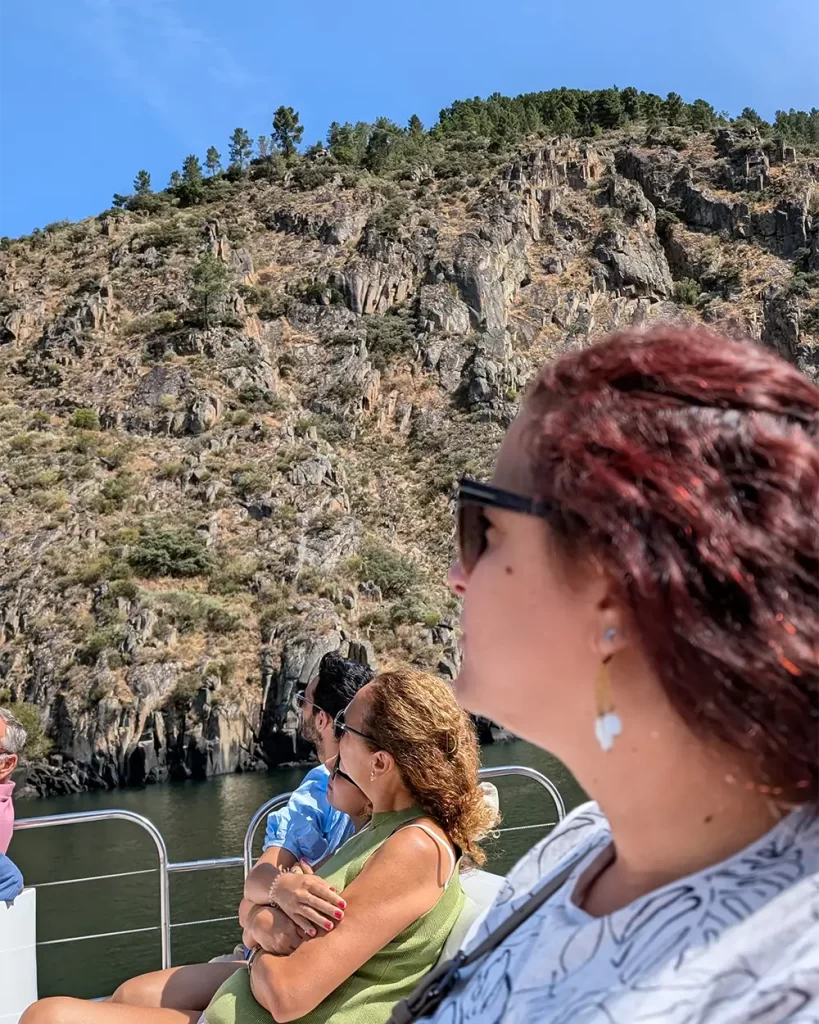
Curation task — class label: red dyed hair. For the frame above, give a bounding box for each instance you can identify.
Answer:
[524,327,819,801]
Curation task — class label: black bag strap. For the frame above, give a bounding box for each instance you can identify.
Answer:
[389,854,581,1024]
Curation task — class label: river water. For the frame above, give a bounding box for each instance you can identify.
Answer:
[12,740,585,1000]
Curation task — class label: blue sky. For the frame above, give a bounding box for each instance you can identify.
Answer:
[1,0,816,238]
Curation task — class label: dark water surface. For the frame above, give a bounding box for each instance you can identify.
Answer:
[12,740,585,1000]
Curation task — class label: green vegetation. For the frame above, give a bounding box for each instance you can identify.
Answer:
[354,539,418,597]
[159,592,241,634]
[272,106,304,157]
[190,251,233,328]
[673,278,700,305]
[229,127,254,171]
[70,408,100,430]
[127,523,214,578]
[363,308,416,371]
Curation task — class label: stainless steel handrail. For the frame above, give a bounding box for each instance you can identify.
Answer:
[14,809,172,968]
[13,764,567,975]
[242,792,294,875]
[241,766,565,873]
[479,764,567,822]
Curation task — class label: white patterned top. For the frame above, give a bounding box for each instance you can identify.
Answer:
[426,801,819,1024]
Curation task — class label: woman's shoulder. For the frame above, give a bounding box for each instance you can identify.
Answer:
[505,801,609,894]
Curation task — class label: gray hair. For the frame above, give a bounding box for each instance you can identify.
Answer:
[0,708,27,755]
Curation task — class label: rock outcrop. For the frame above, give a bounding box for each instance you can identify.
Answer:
[1,121,817,795]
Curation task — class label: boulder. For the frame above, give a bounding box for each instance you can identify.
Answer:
[594,229,673,298]
[418,283,471,335]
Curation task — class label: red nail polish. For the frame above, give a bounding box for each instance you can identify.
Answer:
[334,910,343,919]
[338,900,346,909]
[309,929,316,937]
[324,921,333,930]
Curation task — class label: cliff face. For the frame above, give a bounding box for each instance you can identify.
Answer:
[1,121,817,795]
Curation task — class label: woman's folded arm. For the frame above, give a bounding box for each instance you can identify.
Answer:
[249,826,449,1022]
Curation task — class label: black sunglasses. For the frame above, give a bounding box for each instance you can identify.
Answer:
[330,756,361,790]
[457,477,553,574]
[333,707,376,744]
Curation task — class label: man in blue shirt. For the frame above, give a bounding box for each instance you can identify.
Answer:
[260,652,374,870]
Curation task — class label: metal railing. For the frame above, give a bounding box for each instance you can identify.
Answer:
[13,765,564,972]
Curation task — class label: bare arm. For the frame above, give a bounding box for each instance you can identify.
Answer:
[242,903,306,956]
[248,826,451,1022]
[243,847,297,905]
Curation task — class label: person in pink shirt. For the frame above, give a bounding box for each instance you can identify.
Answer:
[0,708,27,856]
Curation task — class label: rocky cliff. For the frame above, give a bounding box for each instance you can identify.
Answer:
[1,116,817,795]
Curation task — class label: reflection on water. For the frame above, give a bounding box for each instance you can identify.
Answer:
[12,740,586,999]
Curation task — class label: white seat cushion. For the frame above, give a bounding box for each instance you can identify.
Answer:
[0,887,38,1023]
[437,870,505,964]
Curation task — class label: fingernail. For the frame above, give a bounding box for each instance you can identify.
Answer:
[329,887,337,892]
[309,929,316,937]
[334,910,343,919]
[338,900,346,909]
[324,921,333,930]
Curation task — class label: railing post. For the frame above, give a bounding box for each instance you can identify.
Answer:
[242,793,294,875]
[14,810,173,969]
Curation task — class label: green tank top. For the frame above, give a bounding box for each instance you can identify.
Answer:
[205,806,463,1024]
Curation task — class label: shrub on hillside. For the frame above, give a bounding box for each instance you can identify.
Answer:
[673,278,700,305]
[128,524,213,578]
[70,409,100,430]
[355,540,418,598]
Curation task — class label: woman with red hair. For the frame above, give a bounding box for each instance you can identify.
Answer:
[404,328,819,1023]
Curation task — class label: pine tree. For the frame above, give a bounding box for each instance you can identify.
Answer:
[594,88,624,130]
[364,117,402,172]
[664,92,685,125]
[551,103,577,135]
[229,128,253,170]
[272,106,304,157]
[191,252,232,330]
[182,155,203,185]
[640,93,664,122]
[257,135,270,160]
[168,170,182,189]
[689,99,716,131]
[621,87,641,121]
[407,114,424,136]
[205,146,222,176]
[133,169,152,195]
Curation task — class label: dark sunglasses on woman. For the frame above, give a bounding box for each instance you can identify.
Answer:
[333,707,376,744]
[330,755,361,790]
[456,477,553,574]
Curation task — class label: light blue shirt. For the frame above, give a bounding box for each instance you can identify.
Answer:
[0,853,23,902]
[263,764,356,865]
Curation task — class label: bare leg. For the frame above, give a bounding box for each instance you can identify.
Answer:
[111,963,245,1011]
[21,997,202,1024]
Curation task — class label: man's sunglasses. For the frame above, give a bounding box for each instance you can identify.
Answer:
[457,477,553,574]
[330,756,361,790]
[333,707,376,744]
[295,692,324,715]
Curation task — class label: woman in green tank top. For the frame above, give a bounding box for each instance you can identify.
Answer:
[22,669,495,1024]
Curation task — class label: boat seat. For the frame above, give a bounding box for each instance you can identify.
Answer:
[0,887,38,1024]
[437,869,505,965]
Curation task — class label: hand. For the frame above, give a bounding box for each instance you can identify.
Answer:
[243,903,306,956]
[272,860,347,935]
[238,898,254,930]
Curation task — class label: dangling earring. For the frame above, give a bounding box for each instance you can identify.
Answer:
[594,628,622,753]
[369,768,375,783]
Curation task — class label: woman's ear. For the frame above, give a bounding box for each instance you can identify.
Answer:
[372,749,395,778]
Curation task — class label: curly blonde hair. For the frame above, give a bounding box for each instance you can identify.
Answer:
[362,668,497,868]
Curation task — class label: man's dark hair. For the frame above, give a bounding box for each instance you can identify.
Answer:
[313,652,374,720]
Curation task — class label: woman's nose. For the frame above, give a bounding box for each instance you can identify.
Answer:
[448,560,467,596]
